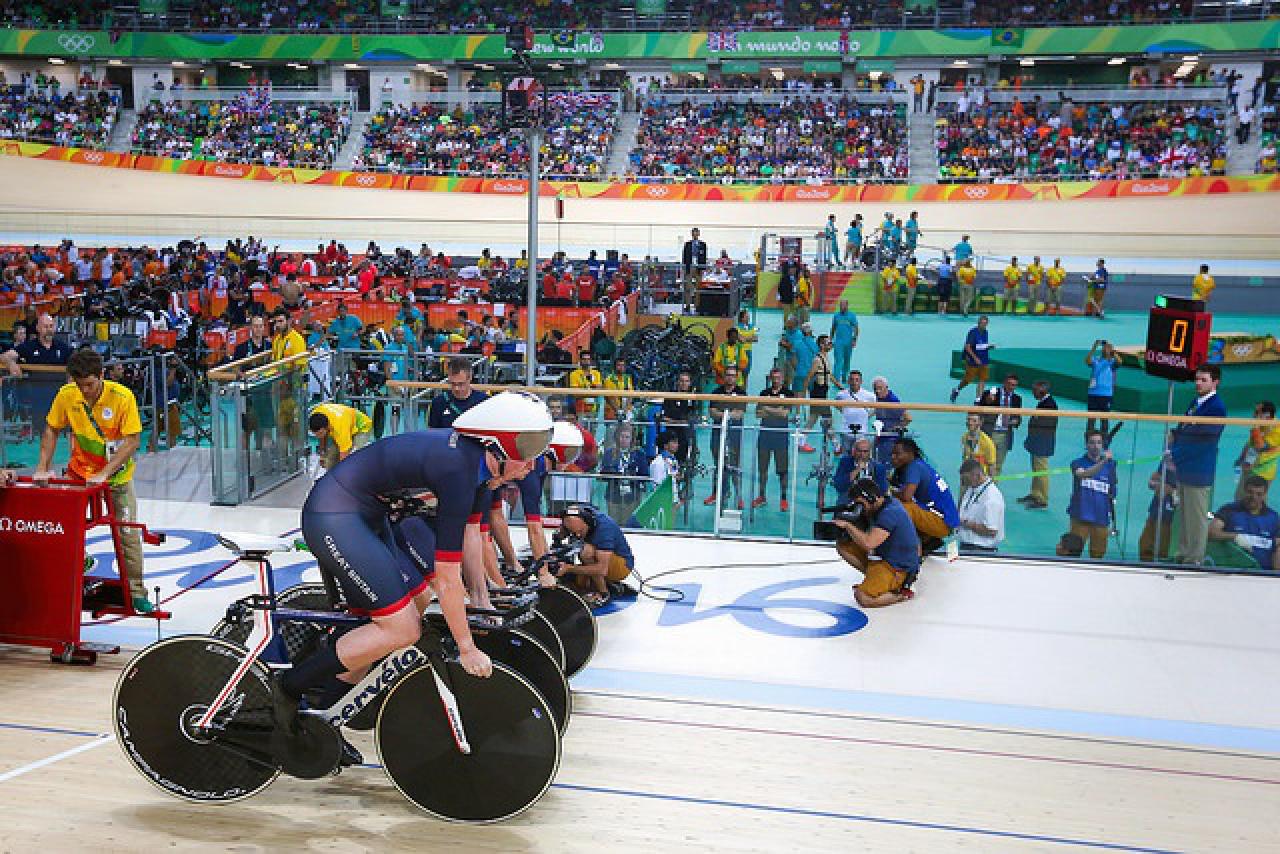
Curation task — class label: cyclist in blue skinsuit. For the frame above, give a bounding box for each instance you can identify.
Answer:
[276,393,553,742]
[481,421,584,588]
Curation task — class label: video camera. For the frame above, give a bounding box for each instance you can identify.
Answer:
[812,498,868,542]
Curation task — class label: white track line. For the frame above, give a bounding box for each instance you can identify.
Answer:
[0,734,111,783]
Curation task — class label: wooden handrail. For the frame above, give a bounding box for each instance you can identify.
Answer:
[386,380,1273,428]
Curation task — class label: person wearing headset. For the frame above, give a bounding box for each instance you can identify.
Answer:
[485,421,585,588]
[280,392,553,769]
[555,503,635,607]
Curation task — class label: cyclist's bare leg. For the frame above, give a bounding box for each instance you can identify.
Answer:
[332,604,422,674]
[462,523,494,609]
[487,507,520,573]
[481,531,506,589]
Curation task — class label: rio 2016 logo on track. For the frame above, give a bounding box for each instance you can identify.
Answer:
[652,577,868,638]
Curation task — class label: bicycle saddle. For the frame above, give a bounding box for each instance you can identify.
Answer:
[218,532,296,559]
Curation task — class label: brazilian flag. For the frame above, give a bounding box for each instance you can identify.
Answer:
[991,28,1024,48]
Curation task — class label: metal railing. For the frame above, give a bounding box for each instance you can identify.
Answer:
[935,85,1230,106]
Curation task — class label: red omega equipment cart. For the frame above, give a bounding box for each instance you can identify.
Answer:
[0,477,169,664]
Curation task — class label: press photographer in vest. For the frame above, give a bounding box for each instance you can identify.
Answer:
[32,347,153,613]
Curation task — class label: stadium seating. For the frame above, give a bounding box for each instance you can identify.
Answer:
[355,92,617,177]
[131,95,351,168]
[935,99,1228,182]
[629,95,908,183]
[0,0,1239,30]
[0,85,118,148]
[963,0,1194,26]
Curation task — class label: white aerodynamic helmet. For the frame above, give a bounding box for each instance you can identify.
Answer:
[546,421,584,466]
[453,392,554,460]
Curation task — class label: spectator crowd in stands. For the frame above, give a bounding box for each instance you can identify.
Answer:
[630,95,908,183]
[355,92,617,177]
[0,0,1254,31]
[0,82,118,148]
[131,92,351,168]
[937,97,1228,181]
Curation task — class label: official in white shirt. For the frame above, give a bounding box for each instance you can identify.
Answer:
[834,369,877,454]
[956,458,1005,552]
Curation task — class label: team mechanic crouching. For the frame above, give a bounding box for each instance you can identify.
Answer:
[554,504,635,607]
[275,392,554,751]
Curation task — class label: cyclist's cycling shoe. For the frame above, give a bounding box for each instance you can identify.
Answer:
[269,672,343,780]
[338,734,364,769]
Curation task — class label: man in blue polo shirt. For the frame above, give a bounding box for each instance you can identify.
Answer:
[889,437,959,553]
[328,301,363,351]
[1208,475,1280,570]
[833,478,921,608]
[949,314,994,404]
[953,234,974,265]
[1170,364,1227,565]
[1061,430,1118,559]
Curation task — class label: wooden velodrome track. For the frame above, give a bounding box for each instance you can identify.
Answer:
[1,643,1277,853]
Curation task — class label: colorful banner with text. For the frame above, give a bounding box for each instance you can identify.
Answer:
[4,141,1278,204]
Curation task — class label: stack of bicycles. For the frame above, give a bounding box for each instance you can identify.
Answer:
[112,536,597,822]
[618,318,715,391]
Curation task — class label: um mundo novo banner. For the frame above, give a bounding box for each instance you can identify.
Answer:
[1,21,1278,62]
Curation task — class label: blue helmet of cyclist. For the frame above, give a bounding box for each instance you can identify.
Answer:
[545,420,584,468]
[453,391,554,462]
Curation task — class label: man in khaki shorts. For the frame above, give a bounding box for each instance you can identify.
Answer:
[949,314,994,404]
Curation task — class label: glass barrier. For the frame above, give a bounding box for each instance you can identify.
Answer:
[209,351,310,505]
[377,381,1276,574]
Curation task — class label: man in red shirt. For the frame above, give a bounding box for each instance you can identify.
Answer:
[356,261,377,297]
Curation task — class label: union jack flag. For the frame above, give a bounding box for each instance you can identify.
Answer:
[707,31,739,52]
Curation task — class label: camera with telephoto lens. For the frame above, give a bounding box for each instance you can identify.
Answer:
[812,499,867,542]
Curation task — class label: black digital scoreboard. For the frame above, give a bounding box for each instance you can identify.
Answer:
[1144,295,1212,381]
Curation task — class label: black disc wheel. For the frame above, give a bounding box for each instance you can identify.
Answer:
[377,660,560,823]
[520,610,565,671]
[113,635,280,803]
[473,628,571,734]
[536,585,598,678]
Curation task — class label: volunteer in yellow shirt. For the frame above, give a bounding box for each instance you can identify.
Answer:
[603,356,636,420]
[1025,255,1045,314]
[35,348,152,613]
[956,259,977,316]
[1192,264,1215,302]
[309,402,374,469]
[1045,258,1066,314]
[1002,257,1022,314]
[903,257,921,315]
[961,412,999,475]
[567,349,604,418]
[270,307,309,459]
[878,261,901,315]
[794,267,813,326]
[712,327,750,388]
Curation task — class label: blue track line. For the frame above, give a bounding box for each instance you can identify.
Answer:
[0,721,104,739]
[550,782,1183,853]
[0,720,1182,850]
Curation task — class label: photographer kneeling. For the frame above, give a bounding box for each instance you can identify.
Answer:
[832,479,921,608]
[554,504,635,608]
